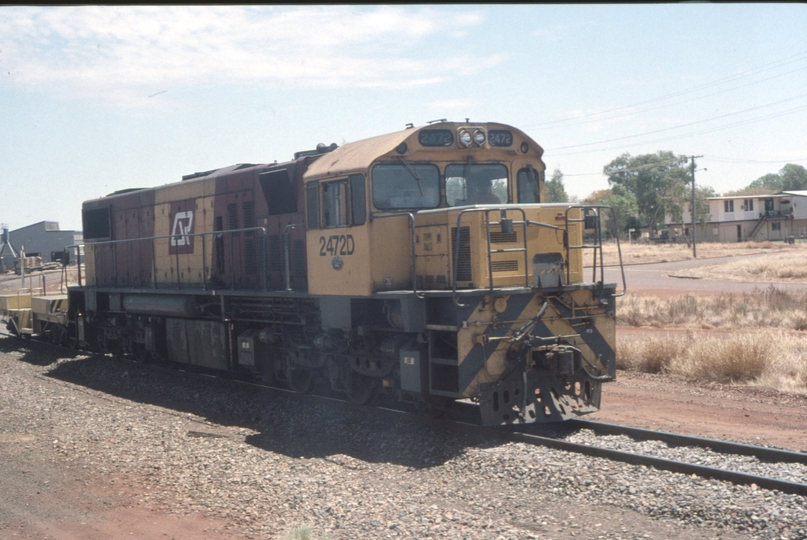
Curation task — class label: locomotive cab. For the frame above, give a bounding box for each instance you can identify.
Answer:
[303,122,589,295]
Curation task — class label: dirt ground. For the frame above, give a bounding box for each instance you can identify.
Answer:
[2,255,806,538]
[596,354,807,453]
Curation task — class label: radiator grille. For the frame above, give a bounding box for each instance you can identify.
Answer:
[293,239,306,276]
[491,259,519,273]
[242,201,255,235]
[269,235,282,272]
[228,203,238,231]
[245,239,257,274]
[450,226,471,281]
[490,231,517,243]
[256,238,266,276]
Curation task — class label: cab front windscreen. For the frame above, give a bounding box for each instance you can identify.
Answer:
[372,163,440,210]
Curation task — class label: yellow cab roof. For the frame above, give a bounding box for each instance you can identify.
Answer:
[303,129,413,180]
[302,121,543,182]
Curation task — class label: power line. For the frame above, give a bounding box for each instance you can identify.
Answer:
[537,65,807,132]
[561,156,687,178]
[705,155,807,164]
[523,50,807,130]
[547,92,807,152]
[548,103,807,157]
[559,155,807,179]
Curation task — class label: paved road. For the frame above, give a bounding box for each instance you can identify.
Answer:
[602,253,807,295]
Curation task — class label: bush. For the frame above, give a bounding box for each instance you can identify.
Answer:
[617,331,807,392]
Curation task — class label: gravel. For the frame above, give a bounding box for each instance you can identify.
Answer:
[1,336,805,539]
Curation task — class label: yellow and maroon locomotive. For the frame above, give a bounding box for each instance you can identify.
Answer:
[4,121,623,425]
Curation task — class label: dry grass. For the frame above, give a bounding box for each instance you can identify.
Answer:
[587,240,807,267]
[617,331,807,392]
[617,287,807,392]
[618,287,807,331]
[687,250,807,282]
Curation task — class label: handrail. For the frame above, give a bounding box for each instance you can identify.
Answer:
[564,205,626,298]
[67,226,268,291]
[451,206,538,307]
[484,208,529,296]
[450,204,627,307]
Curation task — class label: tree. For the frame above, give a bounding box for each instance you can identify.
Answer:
[744,164,807,193]
[603,151,690,234]
[781,164,807,191]
[583,184,639,237]
[691,186,715,229]
[545,168,569,203]
[724,185,775,197]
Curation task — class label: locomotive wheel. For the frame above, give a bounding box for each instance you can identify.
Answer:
[132,343,150,363]
[6,319,19,337]
[287,368,313,394]
[258,367,275,386]
[346,372,377,405]
[48,325,67,346]
[111,339,125,359]
[256,358,275,386]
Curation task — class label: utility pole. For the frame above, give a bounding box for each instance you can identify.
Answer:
[690,155,703,258]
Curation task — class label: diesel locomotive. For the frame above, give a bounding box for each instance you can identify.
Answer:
[1,121,624,425]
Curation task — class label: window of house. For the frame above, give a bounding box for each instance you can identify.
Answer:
[772,222,781,231]
[743,199,754,212]
[724,200,735,212]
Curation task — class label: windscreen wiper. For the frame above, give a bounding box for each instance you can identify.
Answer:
[398,156,423,195]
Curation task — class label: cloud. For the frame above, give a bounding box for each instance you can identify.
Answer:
[0,6,498,108]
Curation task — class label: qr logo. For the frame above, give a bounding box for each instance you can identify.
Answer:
[171,211,194,247]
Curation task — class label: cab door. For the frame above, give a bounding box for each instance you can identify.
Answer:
[305,175,371,296]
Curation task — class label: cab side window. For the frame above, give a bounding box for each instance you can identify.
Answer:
[322,180,348,227]
[517,167,541,204]
[308,175,366,229]
[350,174,366,225]
[306,182,320,229]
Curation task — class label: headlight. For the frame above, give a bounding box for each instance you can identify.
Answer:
[473,130,486,146]
[459,129,472,146]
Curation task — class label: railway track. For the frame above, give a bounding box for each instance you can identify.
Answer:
[507,420,807,497]
[3,329,807,497]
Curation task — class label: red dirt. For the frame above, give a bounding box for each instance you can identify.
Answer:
[597,357,807,452]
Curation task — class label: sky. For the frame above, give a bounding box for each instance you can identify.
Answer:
[1,4,806,232]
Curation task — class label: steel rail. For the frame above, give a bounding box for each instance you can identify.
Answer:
[497,427,807,496]
[568,418,807,465]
